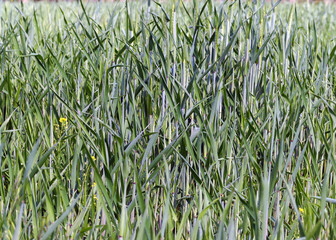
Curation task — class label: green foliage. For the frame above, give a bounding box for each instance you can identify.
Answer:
[1,0,336,239]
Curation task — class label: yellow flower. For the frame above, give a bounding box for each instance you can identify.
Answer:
[91,156,96,161]
[93,194,98,200]
[59,117,68,127]
[59,117,67,123]
[92,182,96,187]
[299,208,304,214]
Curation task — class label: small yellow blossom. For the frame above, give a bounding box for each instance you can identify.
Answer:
[299,208,304,214]
[59,117,67,124]
[91,156,96,161]
[92,182,96,187]
[93,194,98,200]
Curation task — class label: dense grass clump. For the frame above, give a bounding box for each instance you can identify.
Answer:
[1,0,336,239]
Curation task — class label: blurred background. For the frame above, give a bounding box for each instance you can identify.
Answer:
[3,0,336,3]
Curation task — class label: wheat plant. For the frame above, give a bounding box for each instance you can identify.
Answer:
[1,0,336,239]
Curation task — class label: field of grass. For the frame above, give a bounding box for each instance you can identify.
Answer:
[1,0,336,239]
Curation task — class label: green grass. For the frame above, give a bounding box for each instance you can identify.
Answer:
[1,0,336,239]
